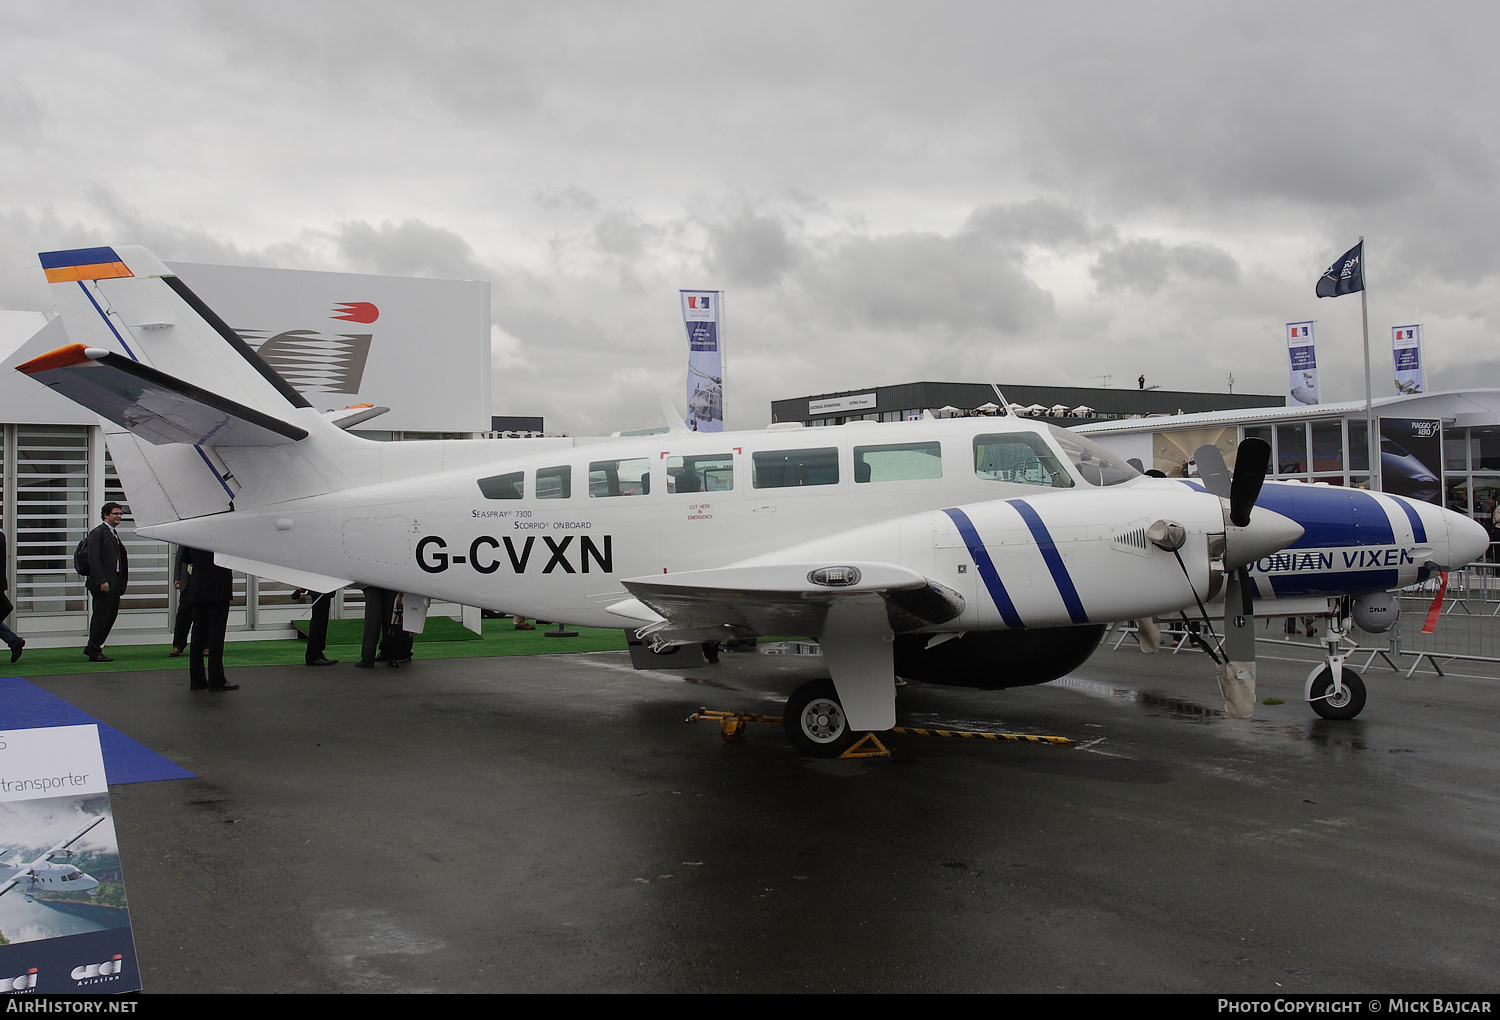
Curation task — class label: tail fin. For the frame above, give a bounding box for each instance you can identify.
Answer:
[21,246,339,526]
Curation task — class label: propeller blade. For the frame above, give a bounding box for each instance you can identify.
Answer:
[1193,445,1232,499]
[1217,565,1257,718]
[1228,437,1271,528]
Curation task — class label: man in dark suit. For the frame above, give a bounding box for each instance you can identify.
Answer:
[180,546,237,692]
[0,530,23,664]
[84,502,128,662]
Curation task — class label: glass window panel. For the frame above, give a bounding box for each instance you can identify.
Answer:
[1474,427,1500,470]
[1311,421,1343,473]
[973,433,1074,488]
[752,448,840,488]
[1048,427,1138,486]
[589,457,651,497]
[1445,429,1470,472]
[1276,423,1307,474]
[854,442,942,483]
[477,472,524,500]
[536,466,571,500]
[1345,420,1369,472]
[667,455,733,494]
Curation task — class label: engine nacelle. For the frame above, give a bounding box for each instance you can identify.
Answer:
[892,625,1107,690]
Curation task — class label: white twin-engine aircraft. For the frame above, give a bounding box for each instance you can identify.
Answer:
[0,816,104,902]
[19,246,1491,756]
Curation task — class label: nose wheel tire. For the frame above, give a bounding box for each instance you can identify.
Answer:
[1309,667,1367,720]
[784,678,859,758]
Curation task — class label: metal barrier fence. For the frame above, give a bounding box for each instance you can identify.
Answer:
[1382,565,1500,675]
[1109,567,1500,680]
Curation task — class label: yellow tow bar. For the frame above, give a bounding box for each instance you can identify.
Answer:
[685,708,782,743]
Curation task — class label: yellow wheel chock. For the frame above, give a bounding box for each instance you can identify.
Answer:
[687,708,1072,751]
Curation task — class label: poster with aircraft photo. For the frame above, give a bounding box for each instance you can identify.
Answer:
[0,726,139,994]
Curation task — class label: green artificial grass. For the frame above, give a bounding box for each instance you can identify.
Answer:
[291,616,481,643]
[6,619,629,677]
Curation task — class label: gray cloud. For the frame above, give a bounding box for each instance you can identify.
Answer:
[1090,239,1241,295]
[806,231,1055,335]
[335,220,490,281]
[708,212,799,288]
[964,199,1114,252]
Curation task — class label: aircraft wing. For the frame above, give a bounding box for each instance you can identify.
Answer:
[0,816,103,899]
[615,561,964,645]
[16,343,307,447]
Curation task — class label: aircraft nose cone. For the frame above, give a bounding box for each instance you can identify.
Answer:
[1445,510,1491,568]
[1223,508,1305,569]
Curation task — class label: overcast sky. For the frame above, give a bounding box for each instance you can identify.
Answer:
[2,2,1497,432]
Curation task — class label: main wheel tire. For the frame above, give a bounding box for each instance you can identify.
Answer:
[783,678,858,758]
[1309,667,1367,720]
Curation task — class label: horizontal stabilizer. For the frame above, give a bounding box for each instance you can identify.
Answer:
[323,404,390,430]
[621,561,964,642]
[210,553,352,594]
[16,344,308,447]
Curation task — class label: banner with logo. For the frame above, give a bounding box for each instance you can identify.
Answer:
[1286,322,1319,406]
[680,291,723,432]
[1392,325,1425,395]
[1379,417,1442,504]
[0,725,140,994]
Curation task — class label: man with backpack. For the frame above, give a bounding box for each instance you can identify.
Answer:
[83,502,128,662]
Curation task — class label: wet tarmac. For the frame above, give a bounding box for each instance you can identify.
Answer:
[18,640,1500,993]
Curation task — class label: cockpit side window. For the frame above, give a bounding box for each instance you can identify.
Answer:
[1047,427,1141,486]
[477,471,524,499]
[973,433,1074,488]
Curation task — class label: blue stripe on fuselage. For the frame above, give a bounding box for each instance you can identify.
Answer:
[1178,478,1410,597]
[1252,485,1394,549]
[942,507,1025,629]
[1008,499,1089,624]
[1390,496,1427,543]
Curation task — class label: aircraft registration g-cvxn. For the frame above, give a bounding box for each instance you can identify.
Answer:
[18,246,1492,756]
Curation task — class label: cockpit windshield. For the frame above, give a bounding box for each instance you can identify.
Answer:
[1048,426,1141,487]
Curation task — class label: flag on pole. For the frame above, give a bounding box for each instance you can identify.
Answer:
[1392,325,1425,394]
[1316,241,1364,298]
[1286,322,1319,405]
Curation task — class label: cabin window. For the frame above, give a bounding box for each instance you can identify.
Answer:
[854,442,942,482]
[477,471,524,499]
[973,433,1074,488]
[752,447,840,488]
[589,457,651,497]
[667,454,734,493]
[536,465,571,499]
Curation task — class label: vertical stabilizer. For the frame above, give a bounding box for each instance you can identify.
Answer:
[28,246,344,524]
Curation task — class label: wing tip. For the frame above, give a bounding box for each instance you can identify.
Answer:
[16,343,98,375]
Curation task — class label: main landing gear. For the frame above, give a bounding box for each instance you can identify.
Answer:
[783,678,859,758]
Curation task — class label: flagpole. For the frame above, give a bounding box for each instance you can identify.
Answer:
[1359,236,1376,490]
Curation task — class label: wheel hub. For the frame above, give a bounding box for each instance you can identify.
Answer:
[801,698,846,742]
